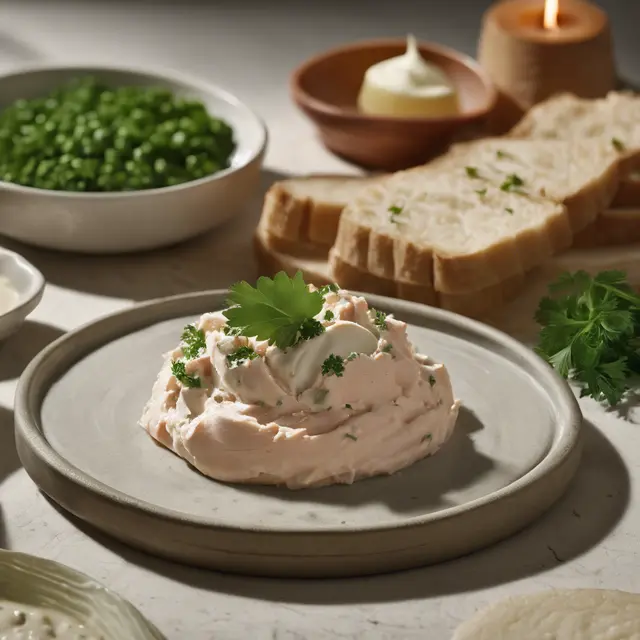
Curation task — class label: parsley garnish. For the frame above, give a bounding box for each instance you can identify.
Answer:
[324,309,334,321]
[535,270,640,406]
[373,308,388,330]
[226,346,259,368]
[346,352,358,361]
[382,343,393,353]
[180,324,206,359]
[465,166,479,178]
[500,173,525,192]
[505,207,514,214]
[475,188,487,196]
[322,354,345,377]
[612,137,625,152]
[171,360,201,388]
[223,271,325,349]
[223,325,241,336]
[388,205,403,223]
[319,283,339,296]
[344,433,358,441]
[428,375,436,387]
[345,403,353,409]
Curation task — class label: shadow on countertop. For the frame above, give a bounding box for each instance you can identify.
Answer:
[0,169,290,302]
[54,419,630,603]
[0,321,66,382]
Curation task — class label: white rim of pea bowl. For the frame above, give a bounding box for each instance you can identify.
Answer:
[0,62,268,199]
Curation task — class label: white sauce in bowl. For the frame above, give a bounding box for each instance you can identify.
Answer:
[0,600,102,640]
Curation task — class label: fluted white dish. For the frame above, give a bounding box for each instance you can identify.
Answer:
[0,550,164,639]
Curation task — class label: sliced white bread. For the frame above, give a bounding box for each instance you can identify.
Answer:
[510,91,640,198]
[260,174,382,255]
[332,139,620,294]
[433,137,621,232]
[255,223,522,319]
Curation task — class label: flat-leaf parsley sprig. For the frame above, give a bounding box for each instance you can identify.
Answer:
[535,270,640,406]
[223,271,325,350]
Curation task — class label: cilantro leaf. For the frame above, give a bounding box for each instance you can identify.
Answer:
[535,270,640,406]
[223,271,324,349]
[171,360,201,388]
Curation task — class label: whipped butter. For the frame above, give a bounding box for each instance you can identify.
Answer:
[140,286,460,489]
[357,34,459,118]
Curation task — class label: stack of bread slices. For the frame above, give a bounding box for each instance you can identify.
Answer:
[256,92,640,319]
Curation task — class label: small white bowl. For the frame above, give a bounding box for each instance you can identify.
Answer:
[0,247,44,340]
[0,550,163,639]
[0,64,267,254]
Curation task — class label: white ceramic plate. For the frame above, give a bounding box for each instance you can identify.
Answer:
[14,291,582,578]
[0,247,44,340]
[0,64,267,253]
[0,550,164,639]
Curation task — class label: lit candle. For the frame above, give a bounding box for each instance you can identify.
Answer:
[477,0,616,131]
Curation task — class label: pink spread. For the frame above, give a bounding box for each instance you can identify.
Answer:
[139,289,460,489]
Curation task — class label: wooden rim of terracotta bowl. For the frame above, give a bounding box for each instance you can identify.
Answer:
[290,38,497,125]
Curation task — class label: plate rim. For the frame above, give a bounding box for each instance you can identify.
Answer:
[15,288,582,538]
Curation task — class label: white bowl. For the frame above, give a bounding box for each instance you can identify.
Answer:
[0,64,267,253]
[0,550,164,639]
[0,246,44,340]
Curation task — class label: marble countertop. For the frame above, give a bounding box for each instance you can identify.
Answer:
[0,1,639,638]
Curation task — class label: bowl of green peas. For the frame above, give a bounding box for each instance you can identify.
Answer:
[0,64,267,253]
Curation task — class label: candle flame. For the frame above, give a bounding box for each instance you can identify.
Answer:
[543,0,559,29]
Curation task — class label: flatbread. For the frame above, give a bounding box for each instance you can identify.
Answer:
[453,589,640,640]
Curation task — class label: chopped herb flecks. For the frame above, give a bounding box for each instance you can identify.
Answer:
[421,433,433,442]
[223,324,241,336]
[500,173,525,192]
[429,375,436,387]
[496,149,512,159]
[226,345,259,368]
[373,308,388,331]
[319,283,339,296]
[388,204,403,223]
[345,403,353,409]
[465,166,480,178]
[171,360,201,388]
[344,433,358,441]
[324,309,334,321]
[346,352,358,361]
[612,137,625,152]
[382,343,393,354]
[505,207,514,214]
[180,324,206,359]
[322,354,345,377]
[475,188,487,196]
[296,318,325,344]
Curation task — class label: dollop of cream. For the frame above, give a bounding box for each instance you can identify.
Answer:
[139,289,460,489]
[357,34,459,118]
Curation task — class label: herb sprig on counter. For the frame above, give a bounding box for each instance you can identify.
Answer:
[223,271,325,350]
[535,270,640,406]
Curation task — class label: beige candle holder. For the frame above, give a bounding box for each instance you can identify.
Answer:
[478,0,616,133]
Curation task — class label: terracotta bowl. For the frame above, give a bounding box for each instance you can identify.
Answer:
[291,39,497,171]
